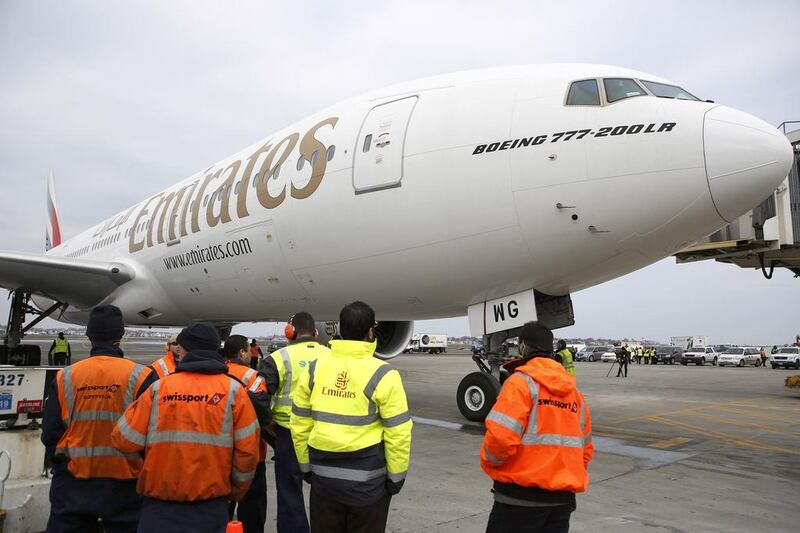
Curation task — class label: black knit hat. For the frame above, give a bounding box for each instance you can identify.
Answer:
[177,323,220,352]
[518,322,554,355]
[86,305,125,339]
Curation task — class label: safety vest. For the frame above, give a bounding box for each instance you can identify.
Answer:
[55,356,151,479]
[150,352,177,379]
[111,371,260,502]
[250,345,260,358]
[481,357,592,493]
[226,361,268,461]
[269,340,331,428]
[54,337,69,353]
[291,339,412,504]
[557,348,575,375]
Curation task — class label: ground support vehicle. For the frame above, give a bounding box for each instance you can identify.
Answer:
[771,347,800,369]
[681,346,718,366]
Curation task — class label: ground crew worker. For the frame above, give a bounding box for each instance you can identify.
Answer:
[111,323,260,533]
[617,346,630,378]
[224,334,272,533]
[481,322,593,533]
[556,340,575,376]
[291,301,412,533]
[259,312,331,533]
[48,332,72,366]
[250,339,263,369]
[149,334,183,379]
[41,305,154,532]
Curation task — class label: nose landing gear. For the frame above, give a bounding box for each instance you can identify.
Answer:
[1,289,65,366]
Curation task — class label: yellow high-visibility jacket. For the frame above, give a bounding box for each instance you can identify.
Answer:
[291,339,412,506]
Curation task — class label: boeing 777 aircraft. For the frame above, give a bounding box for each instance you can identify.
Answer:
[0,64,792,419]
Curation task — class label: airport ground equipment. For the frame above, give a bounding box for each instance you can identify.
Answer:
[2,289,67,366]
[676,124,800,278]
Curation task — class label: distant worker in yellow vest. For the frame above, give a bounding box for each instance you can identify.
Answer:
[556,339,575,375]
[149,334,183,380]
[259,312,330,533]
[291,301,412,533]
[49,332,72,366]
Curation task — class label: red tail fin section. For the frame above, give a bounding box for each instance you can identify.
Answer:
[46,170,62,250]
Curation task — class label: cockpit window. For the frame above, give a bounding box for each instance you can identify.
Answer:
[603,78,646,103]
[566,79,600,106]
[640,80,700,101]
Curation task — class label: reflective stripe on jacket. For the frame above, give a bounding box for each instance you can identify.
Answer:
[481,357,593,494]
[269,341,331,428]
[150,352,177,380]
[556,349,575,375]
[54,337,70,353]
[226,361,269,461]
[55,356,151,479]
[291,339,412,506]
[111,370,260,502]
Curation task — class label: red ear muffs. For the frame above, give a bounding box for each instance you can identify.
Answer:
[285,316,296,340]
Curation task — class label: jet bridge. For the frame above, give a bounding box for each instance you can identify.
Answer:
[675,122,800,278]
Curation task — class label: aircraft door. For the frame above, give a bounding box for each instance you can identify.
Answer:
[353,96,418,193]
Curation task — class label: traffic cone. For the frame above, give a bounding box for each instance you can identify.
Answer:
[226,521,244,533]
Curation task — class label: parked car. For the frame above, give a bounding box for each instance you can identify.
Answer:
[268,340,288,353]
[717,347,761,367]
[681,346,717,366]
[601,348,619,363]
[576,346,609,362]
[654,345,683,365]
[770,347,800,369]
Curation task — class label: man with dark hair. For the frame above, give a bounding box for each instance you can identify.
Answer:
[482,322,593,533]
[555,339,575,376]
[111,323,260,532]
[616,346,629,378]
[42,305,154,532]
[291,301,412,533]
[259,311,330,532]
[249,339,264,369]
[224,334,271,533]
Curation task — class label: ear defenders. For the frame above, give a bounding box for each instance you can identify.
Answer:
[285,315,296,340]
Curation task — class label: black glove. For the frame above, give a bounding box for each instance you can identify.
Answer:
[303,472,312,484]
[385,478,404,496]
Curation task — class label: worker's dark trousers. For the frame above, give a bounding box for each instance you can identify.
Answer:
[137,496,228,533]
[617,362,628,377]
[485,501,574,533]
[309,487,391,533]
[229,461,267,533]
[47,465,140,533]
[54,353,68,365]
[274,424,310,532]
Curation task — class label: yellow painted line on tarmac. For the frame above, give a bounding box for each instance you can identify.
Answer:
[593,431,656,443]
[647,416,800,457]
[648,437,692,449]
[731,399,800,413]
[715,406,800,424]
[683,411,800,437]
[604,397,762,425]
[593,424,662,438]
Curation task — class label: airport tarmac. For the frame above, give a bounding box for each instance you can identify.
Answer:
[22,338,800,532]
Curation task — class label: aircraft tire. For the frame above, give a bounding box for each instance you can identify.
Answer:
[457,371,500,422]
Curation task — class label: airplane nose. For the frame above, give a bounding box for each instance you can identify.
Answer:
[704,106,794,223]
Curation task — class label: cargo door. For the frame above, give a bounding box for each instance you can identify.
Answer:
[353,96,418,194]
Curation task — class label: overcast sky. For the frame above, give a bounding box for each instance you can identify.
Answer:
[1,1,798,346]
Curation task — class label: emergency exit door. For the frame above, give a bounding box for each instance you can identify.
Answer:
[353,96,418,194]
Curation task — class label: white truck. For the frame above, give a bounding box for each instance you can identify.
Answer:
[414,333,448,354]
[670,336,708,350]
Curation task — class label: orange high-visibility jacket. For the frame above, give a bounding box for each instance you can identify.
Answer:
[150,352,177,379]
[226,360,269,461]
[111,370,260,501]
[481,357,593,493]
[54,356,152,479]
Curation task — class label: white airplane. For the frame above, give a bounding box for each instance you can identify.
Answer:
[0,64,792,419]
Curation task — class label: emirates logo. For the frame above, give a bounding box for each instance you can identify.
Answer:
[208,393,225,405]
[335,371,349,390]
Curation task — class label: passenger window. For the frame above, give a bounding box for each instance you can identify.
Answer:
[603,78,646,103]
[327,145,335,161]
[566,79,600,106]
[296,155,305,171]
[273,164,281,179]
[311,150,319,167]
[363,135,372,152]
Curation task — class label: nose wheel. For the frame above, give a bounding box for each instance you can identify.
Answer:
[456,371,500,421]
